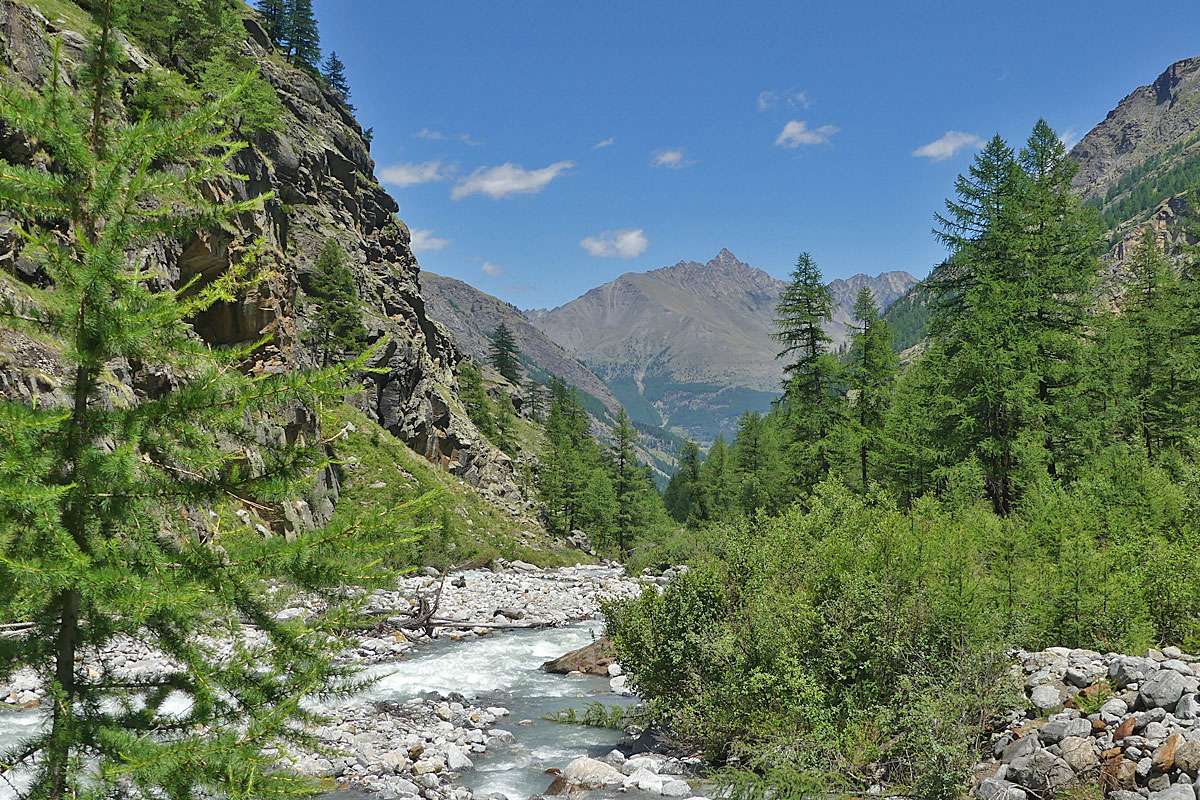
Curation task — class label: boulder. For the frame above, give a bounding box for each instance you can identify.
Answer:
[1114,716,1137,740]
[1002,736,1041,764]
[661,779,692,797]
[1059,736,1098,773]
[1179,694,1200,720]
[562,757,625,788]
[976,778,1028,800]
[1031,684,1065,711]
[1008,750,1076,793]
[1176,741,1200,776]
[1040,717,1092,744]
[1141,671,1189,710]
[1149,784,1197,800]
[1102,758,1139,792]
[1153,734,1185,773]
[444,744,473,772]
[1111,657,1158,688]
[542,638,617,676]
[625,767,665,792]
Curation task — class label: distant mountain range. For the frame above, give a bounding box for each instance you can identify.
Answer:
[425,250,914,445]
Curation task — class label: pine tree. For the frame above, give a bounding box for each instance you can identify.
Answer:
[0,9,408,796]
[846,288,898,490]
[321,50,351,104]
[282,0,321,73]
[1102,229,1193,461]
[773,252,842,489]
[525,379,547,423]
[929,122,1100,513]
[255,0,288,46]
[304,238,366,367]
[538,380,615,542]
[488,322,522,384]
[609,409,641,557]
[458,361,496,440]
[495,392,518,455]
[663,440,701,522]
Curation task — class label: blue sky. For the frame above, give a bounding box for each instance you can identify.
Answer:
[314,0,1200,309]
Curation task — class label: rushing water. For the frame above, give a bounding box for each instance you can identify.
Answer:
[357,620,639,798]
[1,622,642,800]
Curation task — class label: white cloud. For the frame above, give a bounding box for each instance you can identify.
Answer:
[481,261,503,277]
[1059,128,1080,151]
[913,130,985,161]
[451,160,574,200]
[652,148,688,168]
[415,128,480,146]
[580,228,648,259]
[409,229,449,252]
[758,88,811,111]
[379,161,451,187]
[775,120,839,148]
[593,137,615,149]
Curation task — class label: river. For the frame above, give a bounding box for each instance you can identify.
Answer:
[0,621,643,800]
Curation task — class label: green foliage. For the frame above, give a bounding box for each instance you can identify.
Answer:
[321,49,351,104]
[302,239,367,367]
[0,14,413,797]
[608,473,1200,796]
[458,360,496,440]
[195,51,284,136]
[280,0,321,73]
[547,701,641,729]
[488,321,522,384]
[774,252,845,491]
[538,380,617,545]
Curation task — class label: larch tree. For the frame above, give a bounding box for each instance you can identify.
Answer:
[0,5,412,797]
[488,321,522,384]
[321,50,351,104]
[609,409,644,558]
[846,288,897,491]
[282,0,321,73]
[255,0,288,47]
[303,238,366,367]
[773,252,841,489]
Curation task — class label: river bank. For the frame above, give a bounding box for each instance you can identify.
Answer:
[0,562,706,800]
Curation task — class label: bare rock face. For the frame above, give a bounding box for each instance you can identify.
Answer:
[0,1,526,518]
[1070,57,1200,204]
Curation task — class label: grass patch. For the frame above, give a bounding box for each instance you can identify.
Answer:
[321,402,588,569]
[21,0,95,33]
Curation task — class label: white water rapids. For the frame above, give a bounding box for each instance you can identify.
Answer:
[0,621,639,800]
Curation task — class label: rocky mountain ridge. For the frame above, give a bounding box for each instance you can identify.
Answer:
[0,0,528,524]
[525,249,915,441]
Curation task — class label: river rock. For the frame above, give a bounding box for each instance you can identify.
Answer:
[1112,657,1158,688]
[977,778,1028,800]
[1059,736,1097,773]
[542,637,617,676]
[1142,671,1189,710]
[444,743,473,771]
[1008,749,1075,792]
[1040,717,1092,744]
[562,756,625,788]
[1149,784,1197,800]
[1031,684,1064,711]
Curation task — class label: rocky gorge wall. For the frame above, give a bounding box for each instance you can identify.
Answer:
[0,0,528,523]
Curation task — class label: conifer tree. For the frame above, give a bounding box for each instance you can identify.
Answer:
[664,440,701,522]
[282,0,321,73]
[929,122,1099,513]
[0,7,408,796]
[488,322,522,384]
[458,361,496,440]
[1103,229,1194,460]
[321,50,351,104]
[846,288,898,490]
[495,392,518,455]
[538,380,615,542]
[773,252,842,488]
[525,379,547,423]
[304,238,366,367]
[609,409,642,557]
[255,0,288,46]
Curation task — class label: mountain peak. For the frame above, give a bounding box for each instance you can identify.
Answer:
[709,247,741,267]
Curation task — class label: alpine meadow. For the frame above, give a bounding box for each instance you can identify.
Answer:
[2,3,1200,800]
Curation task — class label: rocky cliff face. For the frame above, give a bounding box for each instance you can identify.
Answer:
[0,1,526,517]
[526,248,915,442]
[1070,57,1200,205]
